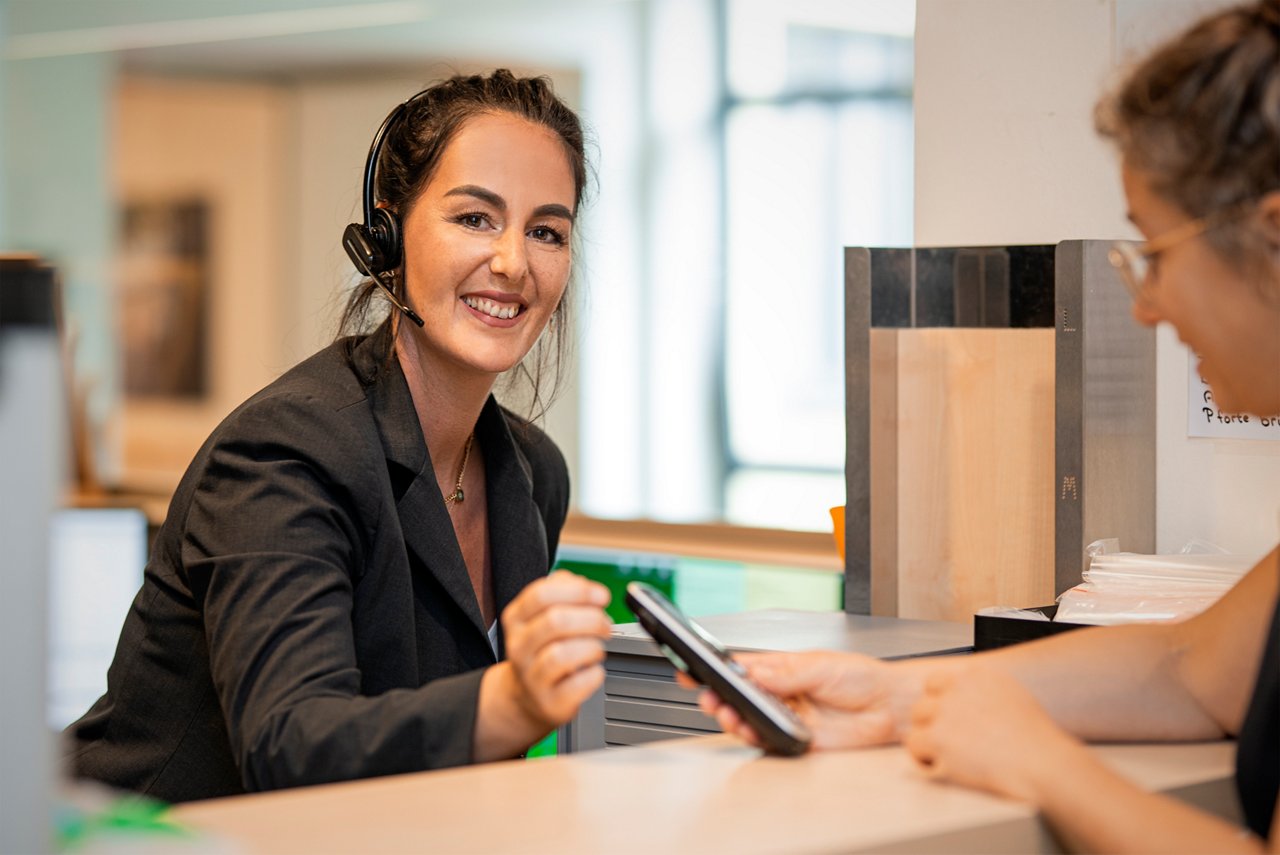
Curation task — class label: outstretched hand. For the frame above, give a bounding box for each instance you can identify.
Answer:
[680,650,926,751]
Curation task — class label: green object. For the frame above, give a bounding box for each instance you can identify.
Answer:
[557,556,676,624]
[557,547,841,621]
[57,795,193,852]
[527,730,558,759]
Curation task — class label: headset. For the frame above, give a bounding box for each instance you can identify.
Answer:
[341,91,428,327]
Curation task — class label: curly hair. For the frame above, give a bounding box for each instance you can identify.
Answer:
[339,69,592,420]
[1095,0,1280,283]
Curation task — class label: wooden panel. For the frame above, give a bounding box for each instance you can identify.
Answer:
[560,516,842,572]
[895,329,1055,620]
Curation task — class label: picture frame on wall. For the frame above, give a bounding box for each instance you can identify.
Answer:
[117,198,210,400]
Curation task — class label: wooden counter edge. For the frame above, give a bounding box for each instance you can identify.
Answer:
[559,514,843,572]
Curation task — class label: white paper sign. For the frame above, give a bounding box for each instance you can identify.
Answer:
[1187,352,1280,440]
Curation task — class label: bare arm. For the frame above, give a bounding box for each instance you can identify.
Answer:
[900,548,1278,853]
[698,548,1277,750]
[1030,738,1279,854]
[698,550,1279,854]
[979,547,1277,741]
[905,663,1280,854]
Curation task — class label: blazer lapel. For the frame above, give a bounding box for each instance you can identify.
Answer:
[359,337,489,647]
[478,397,553,657]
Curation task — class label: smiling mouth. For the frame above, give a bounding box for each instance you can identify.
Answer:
[462,295,524,320]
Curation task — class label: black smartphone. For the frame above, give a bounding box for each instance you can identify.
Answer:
[624,582,811,756]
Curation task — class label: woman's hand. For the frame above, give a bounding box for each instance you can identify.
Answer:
[503,570,613,726]
[903,664,1080,803]
[681,650,929,751]
[475,570,611,760]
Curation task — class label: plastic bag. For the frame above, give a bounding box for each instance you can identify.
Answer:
[975,606,1050,622]
[1054,539,1255,626]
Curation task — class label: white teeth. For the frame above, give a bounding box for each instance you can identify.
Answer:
[463,296,521,320]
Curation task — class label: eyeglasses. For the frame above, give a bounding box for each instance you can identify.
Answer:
[1107,205,1248,303]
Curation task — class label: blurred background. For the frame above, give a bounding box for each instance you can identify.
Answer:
[1,0,915,533]
[9,0,1280,733]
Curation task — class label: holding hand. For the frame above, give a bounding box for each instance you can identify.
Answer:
[684,650,925,751]
[502,570,613,727]
[904,664,1080,803]
[475,570,611,759]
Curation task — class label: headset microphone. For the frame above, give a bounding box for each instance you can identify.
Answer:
[342,90,430,328]
[344,243,425,328]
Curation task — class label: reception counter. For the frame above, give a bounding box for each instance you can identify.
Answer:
[173,735,1238,854]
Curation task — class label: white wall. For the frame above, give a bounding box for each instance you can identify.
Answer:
[915,0,1123,246]
[915,0,1280,558]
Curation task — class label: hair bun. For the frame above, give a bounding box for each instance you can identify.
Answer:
[1260,0,1280,27]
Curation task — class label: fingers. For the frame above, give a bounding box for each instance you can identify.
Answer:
[523,636,608,691]
[501,572,613,727]
[687,685,768,748]
[676,674,759,746]
[904,706,935,764]
[741,651,877,701]
[506,603,613,654]
[503,570,610,626]
[905,668,950,775]
[503,573,612,661]
[536,661,606,724]
[701,691,763,746]
[910,693,938,727]
[922,669,954,695]
[731,653,808,695]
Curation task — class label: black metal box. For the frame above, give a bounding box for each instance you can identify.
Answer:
[973,605,1089,651]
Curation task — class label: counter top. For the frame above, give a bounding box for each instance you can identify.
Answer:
[173,735,1238,854]
[607,607,974,658]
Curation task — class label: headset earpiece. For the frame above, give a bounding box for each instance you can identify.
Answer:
[369,207,402,272]
[341,207,401,276]
[342,91,426,278]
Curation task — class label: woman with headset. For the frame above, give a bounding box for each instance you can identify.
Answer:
[67,70,612,802]
[697,2,1280,850]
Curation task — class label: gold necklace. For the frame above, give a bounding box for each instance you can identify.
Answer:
[444,433,474,507]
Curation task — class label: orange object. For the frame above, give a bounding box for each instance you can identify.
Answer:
[829,505,846,561]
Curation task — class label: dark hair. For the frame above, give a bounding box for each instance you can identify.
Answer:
[1095,0,1280,284]
[339,69,591,420]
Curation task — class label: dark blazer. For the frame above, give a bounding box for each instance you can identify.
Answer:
[66,333,569,803]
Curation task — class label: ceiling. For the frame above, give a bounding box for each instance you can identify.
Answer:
[4,0,635,79]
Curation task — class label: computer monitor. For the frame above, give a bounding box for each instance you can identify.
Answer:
[47,508,147,729]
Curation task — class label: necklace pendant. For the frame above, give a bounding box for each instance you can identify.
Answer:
[452,488,464,503]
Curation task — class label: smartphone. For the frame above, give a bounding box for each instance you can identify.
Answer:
[624,582,811,756]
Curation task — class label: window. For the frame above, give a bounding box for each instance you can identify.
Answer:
[567,0,914,533]
[722,0,914,530]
